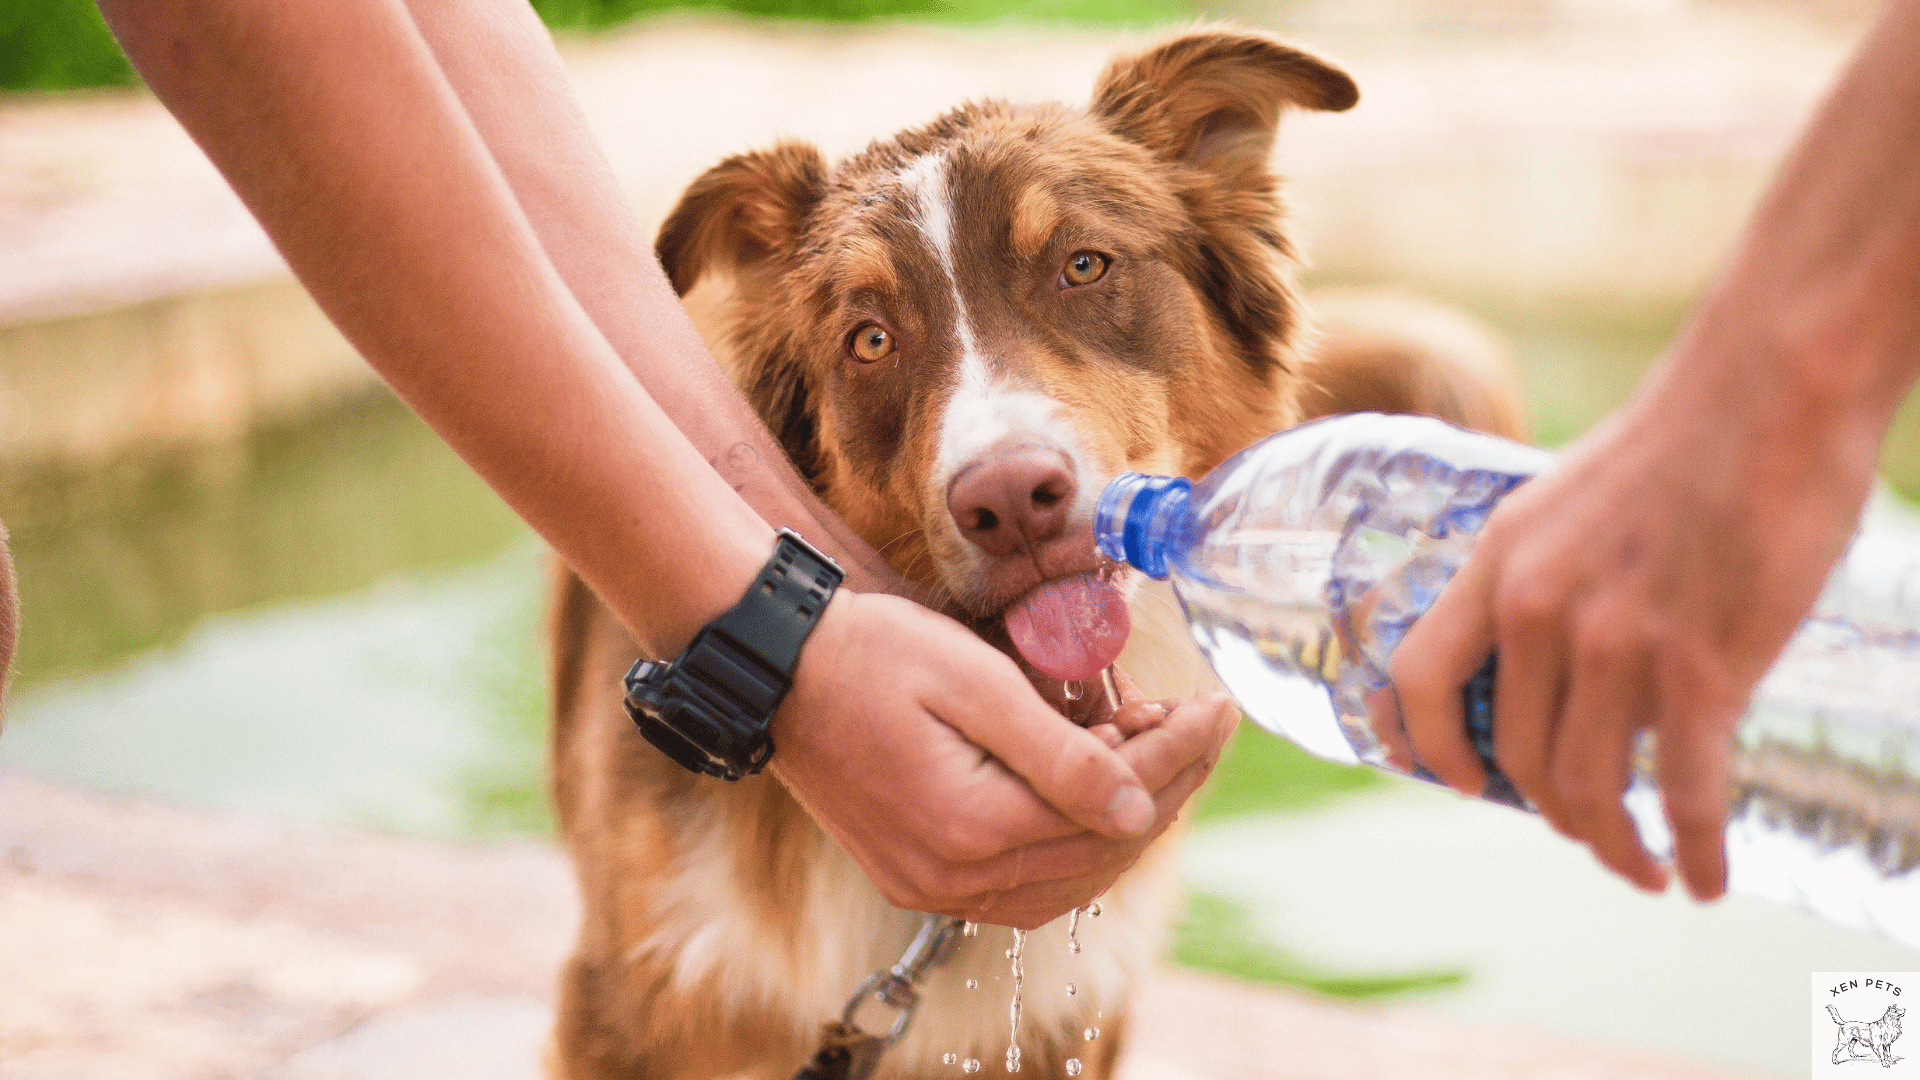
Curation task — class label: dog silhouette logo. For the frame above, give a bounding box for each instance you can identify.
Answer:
[1829,1003,1907,1067]
[1819,976,1920,1073]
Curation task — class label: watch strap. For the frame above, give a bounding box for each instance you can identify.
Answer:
[710,528,845,676]
[623,529,843,781]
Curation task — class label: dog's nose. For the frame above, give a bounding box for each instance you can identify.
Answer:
[947,446,1077,558]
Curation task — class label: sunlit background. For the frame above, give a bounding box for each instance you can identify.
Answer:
[3,0,1919,1077]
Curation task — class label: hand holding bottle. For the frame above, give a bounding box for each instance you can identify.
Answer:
[1391,380,1875,899]
[1397,0,1920,900]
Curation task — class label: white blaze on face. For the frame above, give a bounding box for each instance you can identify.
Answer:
[896,152,1092,521]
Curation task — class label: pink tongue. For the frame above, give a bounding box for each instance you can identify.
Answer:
[1005,574,1131,682]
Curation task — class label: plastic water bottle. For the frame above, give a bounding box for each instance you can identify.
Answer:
[1094,411,1920,947]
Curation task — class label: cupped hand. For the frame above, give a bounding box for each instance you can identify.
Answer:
[772,590,1239,928]
[1389,349,1879,900]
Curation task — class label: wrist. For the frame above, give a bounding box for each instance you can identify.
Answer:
[768,588,857,754]
[1648,298,1891,501]
[624,529,845,781]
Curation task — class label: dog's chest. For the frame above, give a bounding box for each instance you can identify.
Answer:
[640,817,1183,1065]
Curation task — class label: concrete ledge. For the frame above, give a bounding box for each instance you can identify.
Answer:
[0,279,373,468]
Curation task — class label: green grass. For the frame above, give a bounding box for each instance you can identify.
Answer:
[1173,891,1467,999]
[1192,719,1389,822]
[1170,722,1467,1000]
[0,0,136,91]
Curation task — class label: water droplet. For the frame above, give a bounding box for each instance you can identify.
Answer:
[1086,901,1101,917]
[1007,929,1027,1080]
[966,978,979,989]
[1067,939,1081,954]
[963,922,979,938]
[963,1059,982,1074]
[944,1053,959,1066]
[1065,1060,1083,1077]
[1065,983,1076,996]
[1063,680,1084,702]
[1065,906,1081,956]
[1084,1027,1100,1041]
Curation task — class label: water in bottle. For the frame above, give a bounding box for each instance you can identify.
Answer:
[1093,411,1920,948]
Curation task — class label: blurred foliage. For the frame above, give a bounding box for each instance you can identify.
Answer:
[532,0,1187,28]
[1179,722,1453,999]
[0,0,137,91]
[0,0,1187,92]
[1885,386,1920,503]
[456,561,557,837]
[1193,719,1387,822]
[1173,890,1466,999]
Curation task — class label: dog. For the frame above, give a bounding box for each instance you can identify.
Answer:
[546,27,1527,1079]
[1830,1003,1906,1067]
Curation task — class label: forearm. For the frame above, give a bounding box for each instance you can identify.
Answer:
[1654,0,1920,472]
[98,0,769,657]
[397,0,910,597]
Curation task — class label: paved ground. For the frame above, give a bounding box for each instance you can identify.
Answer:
[0,774,1762,1080]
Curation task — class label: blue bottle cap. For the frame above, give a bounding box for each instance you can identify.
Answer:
[1094,472,1191,580]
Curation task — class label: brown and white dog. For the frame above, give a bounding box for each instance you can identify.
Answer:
[546,27,1526,1080]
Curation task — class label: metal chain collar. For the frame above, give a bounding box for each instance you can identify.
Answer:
[792,914,965,1080]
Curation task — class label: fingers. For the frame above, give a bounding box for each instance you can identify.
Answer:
[880,692,1232,923]
[1366,685,1415,773]
[1116,693,1237,792]
[1492,582,1569,825]
[902,601,1154,841]
[932,692,1234,858]
[939,757,1219,928]
[1394,552,1497,794]
[1552,615,1667,892]
[1655,657,1737,900]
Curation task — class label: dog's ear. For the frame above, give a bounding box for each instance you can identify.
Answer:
[1091,29,1356,185]
[655,141,828,295]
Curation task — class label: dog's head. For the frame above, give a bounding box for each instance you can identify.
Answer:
[659,29,1355,680]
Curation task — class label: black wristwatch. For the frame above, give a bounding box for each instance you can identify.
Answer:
[623,529,844,781]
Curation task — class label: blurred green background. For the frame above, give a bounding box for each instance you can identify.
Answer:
[0,0,1189,91]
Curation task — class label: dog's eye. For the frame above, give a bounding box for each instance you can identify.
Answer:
[849,323,895,363]
[1061,251,1109,287]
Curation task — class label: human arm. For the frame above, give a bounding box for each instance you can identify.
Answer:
[97,0,1235,920]
[397,0,902,596]
[1393,0,1920,899]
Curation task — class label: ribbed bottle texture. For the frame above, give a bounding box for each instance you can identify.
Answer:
[1095,412,1920,948]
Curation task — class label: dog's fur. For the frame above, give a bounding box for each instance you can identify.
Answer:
[1830,1003,1906,1067]
[546,28,1526,1080]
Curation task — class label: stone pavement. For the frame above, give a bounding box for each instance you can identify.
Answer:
[0,774,1760,1079]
